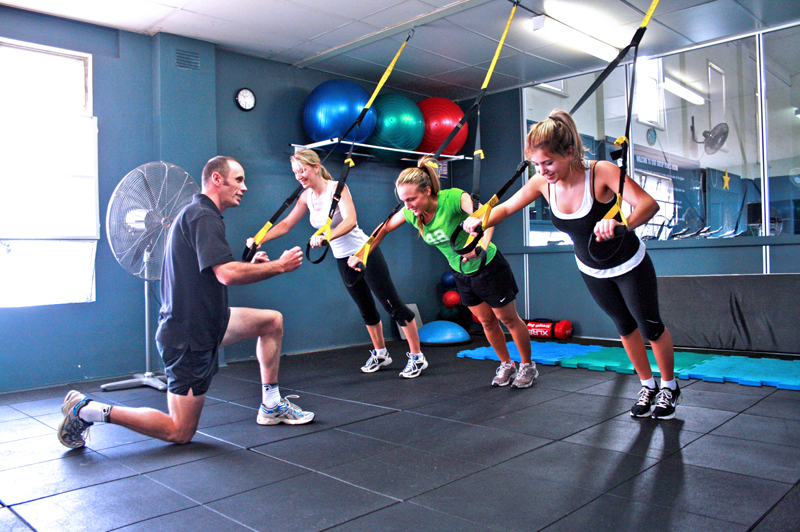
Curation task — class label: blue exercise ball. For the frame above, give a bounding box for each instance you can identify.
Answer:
[367,93,425,161]
[441,271,457,288]
[419,320,471,346]
[303,80,376,150]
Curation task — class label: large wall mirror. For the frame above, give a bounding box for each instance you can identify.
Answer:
[522,24,800,251]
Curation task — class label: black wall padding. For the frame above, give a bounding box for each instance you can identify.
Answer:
[659,274,800,355]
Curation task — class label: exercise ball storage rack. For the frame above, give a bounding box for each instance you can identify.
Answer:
[291,137,472,163]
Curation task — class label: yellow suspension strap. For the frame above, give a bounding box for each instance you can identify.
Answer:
[242,184,303,262]
[432,1,518,266]
[307,30,414,264]
[352,2,518,272]
[578,0,661,262]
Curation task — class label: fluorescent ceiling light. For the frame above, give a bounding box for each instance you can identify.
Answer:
[796,109,800,119]
[531,15,619,63]
[662,77,705,105]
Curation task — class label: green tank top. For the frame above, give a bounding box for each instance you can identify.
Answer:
[403,188,497,275]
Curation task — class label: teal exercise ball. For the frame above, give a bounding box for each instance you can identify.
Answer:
[367,93,425,161]
[303,79,376,150]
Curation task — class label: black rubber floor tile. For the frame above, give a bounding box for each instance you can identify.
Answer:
[497,440,660,492]
[114,505,254,531]
[479,404,606,440]
[77,420,153,450]
[610,457,792,525]
[322,445,486,500]
[0,406,26,423]
[612,403,737,434]
[535,391,635,420]
[0,449,135,505]
[13,475,196,532]
[539,493,744,532]
[563,418,704,458]
[0,433,79,472]
[711,413,800,448]
[205,376,263,402]
[326,501,494,531]
[0,386,70,407]
[306,378,453,410]
[145,448,308,503]
[4,396,65,417]
[534,369,622,393]
[750,481,800,532]
[196,401,256,429]
[679,433,800,483]
[679,387,765,413]
[206,472,395,532]
[253,427,398,471]
[410,467,602,531]
[96,433,238,474]
[198,414,328,448]
[336,411,466,445]
[407,394,535,424]
[407,423,550,467]
[688,380,776,397]
[744,394,800,420]
[578,375,653,399]
[463,383,571,409]
[0,507,31,532]
[0,417,53,443]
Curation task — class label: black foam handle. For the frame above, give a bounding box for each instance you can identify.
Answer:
[243,244,257,262]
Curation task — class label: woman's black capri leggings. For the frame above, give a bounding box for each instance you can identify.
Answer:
[336,247,415,327]
[579,253,666,341]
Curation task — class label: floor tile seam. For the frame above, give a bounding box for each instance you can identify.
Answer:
[129,475,261,532]
[708,410,800,447]
[4,505,35,531]
[696,428,800,454]
[659,451,799,486]
[578,491,754,528]
[245,446,406,503]
[743,478,800,532]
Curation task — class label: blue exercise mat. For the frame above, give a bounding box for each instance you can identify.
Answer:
[458,341,605,365]
[679,356,800,390]
[459,342,800,389]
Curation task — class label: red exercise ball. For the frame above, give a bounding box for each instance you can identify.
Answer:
[416,97,469,156]
[442,290,461,308]
[471,312,481,324]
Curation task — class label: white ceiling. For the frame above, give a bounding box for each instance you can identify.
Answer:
[4,0,800,100]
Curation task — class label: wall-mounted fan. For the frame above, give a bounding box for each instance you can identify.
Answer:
[691,116,729,155]
[104,162,199,391]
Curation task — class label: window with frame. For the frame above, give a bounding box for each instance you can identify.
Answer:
[0,37,98,308]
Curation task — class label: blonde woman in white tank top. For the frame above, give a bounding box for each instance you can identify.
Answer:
[255,149,427,378]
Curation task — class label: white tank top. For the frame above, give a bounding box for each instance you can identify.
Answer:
[306,180,368,259]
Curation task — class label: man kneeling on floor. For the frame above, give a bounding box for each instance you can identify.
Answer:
[58,156,314,449]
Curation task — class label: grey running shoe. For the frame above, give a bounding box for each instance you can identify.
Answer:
[58,390,93,449]
[361,350,392,373]
[630,385,658,417]
[257,395,314,425]
[492,362,517,387]
[399,353,428,378]
[511,363,539,388]
[652,384,682,420]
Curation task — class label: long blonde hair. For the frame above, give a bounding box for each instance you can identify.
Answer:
[526,109,586,173]
[289,149,333,180]
[396,156,441,237]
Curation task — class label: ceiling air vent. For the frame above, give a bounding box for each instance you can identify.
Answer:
[175,49,200,71]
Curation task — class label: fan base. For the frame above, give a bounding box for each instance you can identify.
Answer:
[101,372,167,392]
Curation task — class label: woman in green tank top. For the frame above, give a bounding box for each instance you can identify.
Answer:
[348,157,538,389]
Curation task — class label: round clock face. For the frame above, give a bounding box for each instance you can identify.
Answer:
[646,128,657,146]
[236,88,256,111]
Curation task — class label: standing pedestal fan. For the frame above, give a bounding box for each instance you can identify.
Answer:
[103,162,199,391]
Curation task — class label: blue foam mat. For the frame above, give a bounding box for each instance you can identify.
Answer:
[458,341,800,389]
[678,356,800,390]
[457,341,605,365]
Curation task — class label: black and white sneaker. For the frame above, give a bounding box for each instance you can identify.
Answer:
[630,385,658,417]
[652,384,682,420]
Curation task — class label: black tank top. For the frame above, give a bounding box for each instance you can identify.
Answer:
[549,163,640,271]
